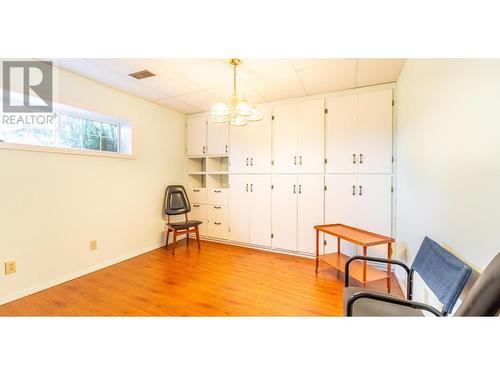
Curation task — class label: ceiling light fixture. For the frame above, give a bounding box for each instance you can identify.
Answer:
[211,59,262,126]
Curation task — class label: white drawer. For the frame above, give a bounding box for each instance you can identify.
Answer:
[189,188,207,204]
[207,188,228,205]
[209,205,228,222]
[190,203,208,220]
[207,220,228,239]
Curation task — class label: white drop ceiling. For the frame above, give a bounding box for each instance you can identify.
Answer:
[54,59,406,115]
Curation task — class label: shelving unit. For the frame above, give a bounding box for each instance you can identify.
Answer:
[207,156,229,174]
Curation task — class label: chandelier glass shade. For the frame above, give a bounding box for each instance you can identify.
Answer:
[211,59,262,126]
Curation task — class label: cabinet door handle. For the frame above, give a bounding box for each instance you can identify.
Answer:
[359,185,363,196]
[203,146,206,154]
[250,157,253,166]
[250,183,254,192]
[352,185,356,196]
[293,184,296,194]
[225,145,228,153]
[246,183,248,192]
[294,156,297,165]
[299,156,302,165]
[353,153,357,164]
[246,157,249,166]
[299,184,302,194]
[359,153,363,164]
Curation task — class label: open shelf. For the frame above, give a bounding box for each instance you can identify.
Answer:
[207,173,229,189]
[187,157,206,174]
[318,252,388,282]
[207,156,229,174]
[188,174,206,189]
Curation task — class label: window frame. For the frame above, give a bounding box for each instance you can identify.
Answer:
[0,91,134,159]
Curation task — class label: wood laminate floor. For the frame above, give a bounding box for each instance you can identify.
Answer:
[0,240,403,316]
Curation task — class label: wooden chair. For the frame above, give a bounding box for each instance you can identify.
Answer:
[164,185,202,254]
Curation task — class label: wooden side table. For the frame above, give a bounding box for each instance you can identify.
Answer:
[314,224,395,292]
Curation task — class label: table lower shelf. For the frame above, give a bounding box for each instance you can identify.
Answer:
[318,252,389,283]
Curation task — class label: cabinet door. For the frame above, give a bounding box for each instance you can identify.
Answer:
[356,174,392,258]
[272,103,298,173]
[230,104,272,173]
[187,115,207,156]
[324,174,358,256]
[298,99,325,173]
[249,175,272,247]
[356,174,392,237]
[271,175,297,252]
[229,175,250,243]
[297,175,324,254]
[207,119,229,155]
[358,89,393,173]
[248,104,272,173]
[326,94,358,173]
[229,120,250,173]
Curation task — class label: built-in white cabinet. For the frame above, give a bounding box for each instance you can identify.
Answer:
[272,99,325,174]
[207,119,229,155]
[186,86,395,259]
[229,174,271,247]
[187,115,207,156]
[272,174,324,254]
[326,89,393,174]
[229,104,272,174]
[324,174,392,256]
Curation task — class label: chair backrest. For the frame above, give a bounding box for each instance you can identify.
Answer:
[455,252,500,316]
[411,236,472,314]
[164,185,191,216]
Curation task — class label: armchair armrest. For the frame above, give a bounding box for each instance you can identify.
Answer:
[345,255,414,299]
[346,291,443,317]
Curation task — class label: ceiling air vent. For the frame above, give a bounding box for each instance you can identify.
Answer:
[129,70,156,79]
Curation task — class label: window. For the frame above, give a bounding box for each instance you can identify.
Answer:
[1,91,132,156]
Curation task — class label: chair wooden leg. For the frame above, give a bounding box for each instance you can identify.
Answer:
[195,226,201,250]
[165,228,171,248]
[186,230,189,247]
[172,230,177,254]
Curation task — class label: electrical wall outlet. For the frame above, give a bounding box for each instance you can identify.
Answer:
[5,261,16,275]
[90,240,97,251]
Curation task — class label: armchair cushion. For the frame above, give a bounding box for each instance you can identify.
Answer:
[344,287,424,316]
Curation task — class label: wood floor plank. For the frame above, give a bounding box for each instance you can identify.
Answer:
[0,240,403,316]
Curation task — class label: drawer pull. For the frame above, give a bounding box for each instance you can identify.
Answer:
[214,190,221,193]
[214,206,221,209]
[193,189,200,192]
[193,204,200,207]
[214,222,221,225]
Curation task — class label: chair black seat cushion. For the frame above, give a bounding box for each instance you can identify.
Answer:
[344,287,424,317]
[169,220,202,229]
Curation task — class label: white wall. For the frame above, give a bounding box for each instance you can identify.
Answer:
[395,59,500,305]
[0,64,186,303]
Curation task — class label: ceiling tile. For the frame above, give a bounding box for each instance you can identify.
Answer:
[173,91,217,113]
[86,59,200,96]
[54,59,167,101]
[157,59,232,90]
[291,59,357,95]
[207,78,266,104]
[236,59,307,101]
[357,59,406,87]
[155,97,201,114]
